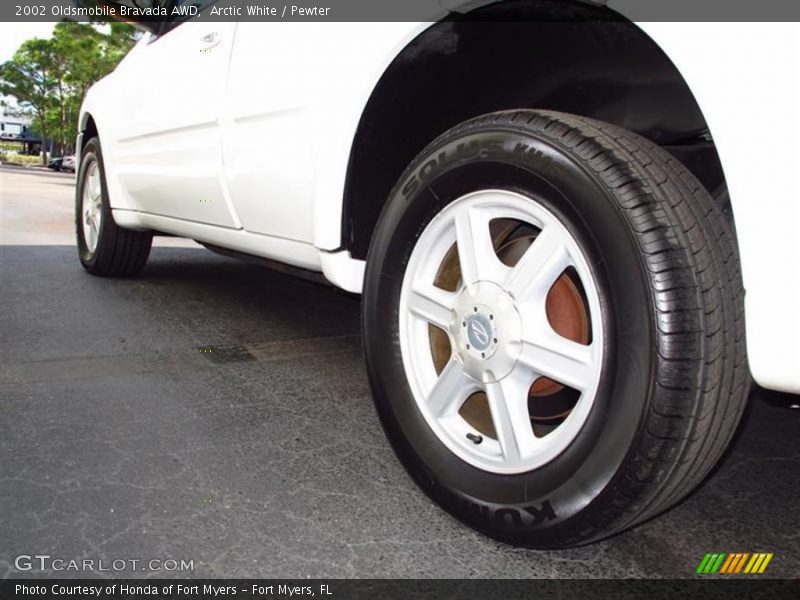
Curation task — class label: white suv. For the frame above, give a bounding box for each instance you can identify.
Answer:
[75,1,799,547]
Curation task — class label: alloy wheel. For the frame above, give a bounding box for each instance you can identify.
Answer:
[398,190,604,474]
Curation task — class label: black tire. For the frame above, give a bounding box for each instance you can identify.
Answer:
[362,110,749,548]
[76,136,152,276]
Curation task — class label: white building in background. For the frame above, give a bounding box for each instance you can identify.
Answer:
[0,111,41,154]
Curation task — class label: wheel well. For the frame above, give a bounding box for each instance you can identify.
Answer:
[342,0,725,259]
[81,114,98,152]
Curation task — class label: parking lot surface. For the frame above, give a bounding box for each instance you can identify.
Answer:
[1,165,798,578]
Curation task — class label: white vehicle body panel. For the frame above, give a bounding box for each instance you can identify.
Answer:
[221,22,422,245]
[112,22,240,228]
[79,17,800,393]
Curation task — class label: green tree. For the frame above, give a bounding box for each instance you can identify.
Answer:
[0,38,58,164]
[0,22,137,164]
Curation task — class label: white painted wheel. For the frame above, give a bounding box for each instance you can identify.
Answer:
[81,161,103,254]
[398,190,603,474]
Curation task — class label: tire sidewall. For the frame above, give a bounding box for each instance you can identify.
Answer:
[363,128,655,543]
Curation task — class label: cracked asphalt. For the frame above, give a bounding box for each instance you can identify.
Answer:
[1,165,798,578]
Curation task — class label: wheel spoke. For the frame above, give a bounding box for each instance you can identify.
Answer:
[407,284,456,331]
[485,371,538,462]
[427,359,477,418]
[88,168,101,201]
[90,212,101,235]
[514,330,596,392]
[454,207,504,288]
[504,226,572,304]
[87,220,97,250]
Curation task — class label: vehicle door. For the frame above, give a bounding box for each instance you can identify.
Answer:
[107,1,239,228]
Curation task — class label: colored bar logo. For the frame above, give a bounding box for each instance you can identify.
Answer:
[696,552,773,574]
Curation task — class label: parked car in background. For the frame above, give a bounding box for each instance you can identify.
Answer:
[73,1,799,548]
[48,155,76,173]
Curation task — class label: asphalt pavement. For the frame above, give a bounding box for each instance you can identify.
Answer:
[1,164,798,578]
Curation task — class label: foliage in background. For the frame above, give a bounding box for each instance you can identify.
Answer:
[0,22,138,163]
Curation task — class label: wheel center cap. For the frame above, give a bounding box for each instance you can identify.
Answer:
[453,281,523,383]
[462,306,497,359]
[465,311,494,352]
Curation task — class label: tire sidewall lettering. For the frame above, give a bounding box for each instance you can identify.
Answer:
[401,136,568,202]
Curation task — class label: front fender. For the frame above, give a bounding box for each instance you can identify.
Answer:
[76,73,137,211]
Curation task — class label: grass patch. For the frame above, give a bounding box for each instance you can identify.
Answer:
[0,152,45,166]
